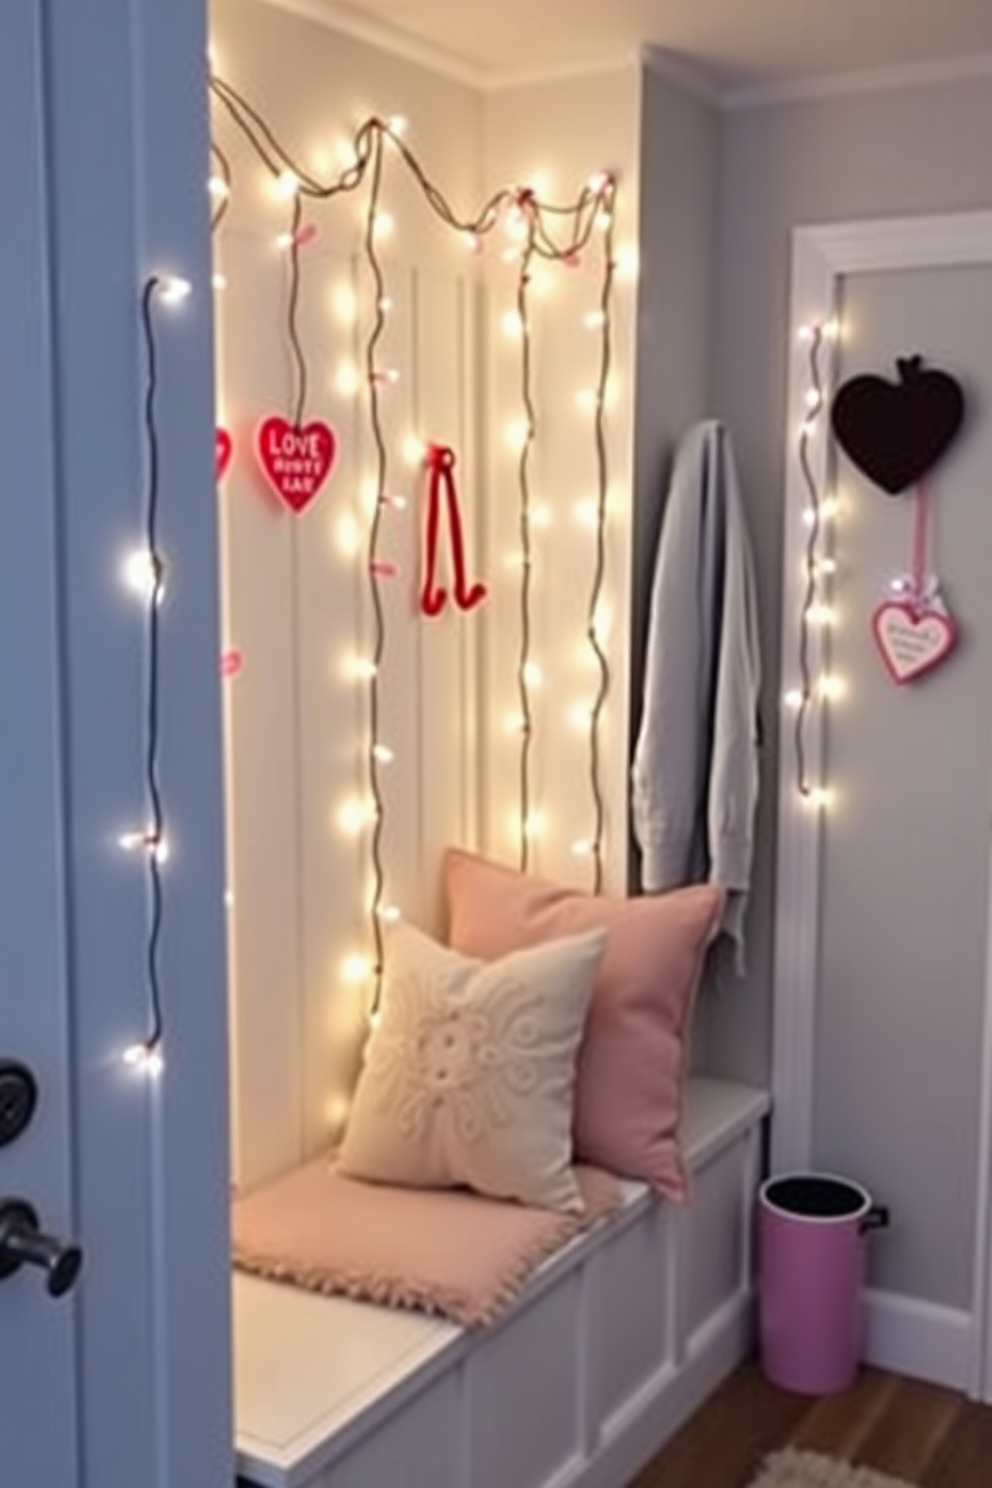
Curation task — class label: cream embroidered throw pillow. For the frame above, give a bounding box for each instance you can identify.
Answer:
[338,923,607,1213]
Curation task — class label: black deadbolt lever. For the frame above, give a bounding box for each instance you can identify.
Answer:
[0,1198,83,1298]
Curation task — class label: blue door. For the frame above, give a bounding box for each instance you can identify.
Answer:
[0,2,232,1482]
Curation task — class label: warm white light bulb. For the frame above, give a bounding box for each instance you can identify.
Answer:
[531,504,552,530]
[403,435,426,467]
[346,655,378,681]
[335,361,361,397]
[503,712,527,736]
[372,743,395,764]
[819,675,845,701]
[798,325,814,343]
[208,175,230,201]
[342,954,370,983]
[576,388,598,412]
[121,549,161,602]
[522,661,544,688]
[386,114,409,137]
[574,497,598,528]
[523,812,545,840]
[377,904,401,923]
[808,787,833,810]
[157,276,192,306]
[615,243,639,281]
[335,512,362,558]
[584,310,606,330]
[337,796,372,835]
[804,389,822,410]
[805,605,835,627]
[274,169,300,199]
[505,419,530,452]
[571,839,594,858]
[818,557,837,576]
[212,272,227,291]
[587,170,610,193]
[569,703,593,730]
[501,310,523,340]
[123,1043,164,1077]
[821,497,840,521]
[784,689,805,710]
[823,320,840,341]
[373,210,395,240]
[332,283,358,326]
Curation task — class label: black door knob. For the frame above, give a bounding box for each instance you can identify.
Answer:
[0,1198,83,1298]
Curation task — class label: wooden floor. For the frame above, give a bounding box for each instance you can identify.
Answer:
[629,1361,992,1488]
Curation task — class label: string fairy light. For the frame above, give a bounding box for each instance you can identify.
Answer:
[790,319,840,804]
[209,73,622,1014]
[514,192,538,874]
[583,175,616,893]
[120,274,190,1077]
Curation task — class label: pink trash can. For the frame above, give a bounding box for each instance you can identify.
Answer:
[758,1173,889,1395]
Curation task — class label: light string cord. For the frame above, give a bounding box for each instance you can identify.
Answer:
[210,142,233,231]
[515,203,538,874]
[133,277,167,1058]
[363,130,389,1014]
[286,189,308,428]
[795,326,825,799]
[585,182,616,892]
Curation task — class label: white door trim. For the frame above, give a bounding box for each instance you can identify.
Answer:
[770,210,992,1401]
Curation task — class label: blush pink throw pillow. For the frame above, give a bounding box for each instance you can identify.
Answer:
[443,849,724,1200]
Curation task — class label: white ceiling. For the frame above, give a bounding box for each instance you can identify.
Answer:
[297,0,992,92]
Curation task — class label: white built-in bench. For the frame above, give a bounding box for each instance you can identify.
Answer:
[235,1077,769,1488]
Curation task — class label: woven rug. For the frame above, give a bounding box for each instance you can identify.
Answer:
[749,1450,919,1488]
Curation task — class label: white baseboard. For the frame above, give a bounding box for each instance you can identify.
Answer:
[863,1287,973,1391]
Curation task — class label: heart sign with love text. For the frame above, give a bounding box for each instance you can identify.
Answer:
[871,599,957,685]
[255,416,337,514]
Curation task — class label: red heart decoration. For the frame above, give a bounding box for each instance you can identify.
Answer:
[255,416,337,514]
[216,427,233,481]
[220,648,243,680]
[871,600,957,685]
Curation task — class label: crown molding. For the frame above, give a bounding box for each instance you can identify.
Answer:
[724,51,992,110]
[249,0,484,87]
[483,53,637,91]
[640,46,723,108]
[250,0,637,92]
[234,2,992,109]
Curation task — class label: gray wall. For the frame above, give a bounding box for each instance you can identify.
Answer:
[819,265,992,1307]
[693,75,992,1089]
[629,62,721,889]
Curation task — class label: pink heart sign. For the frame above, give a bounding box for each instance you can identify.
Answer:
[255,416,337,514]
[871,600,957,685]
[216,427,233,481]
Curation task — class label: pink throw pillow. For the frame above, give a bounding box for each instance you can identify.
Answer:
[443,849,723,1200]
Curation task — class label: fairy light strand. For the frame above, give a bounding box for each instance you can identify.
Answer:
[515,200,538,873]
[286,189,308,428]
[362,129,389,1013]
[585,181,616,892]
[208,76,620,1005]
[128,276,170,1067]
[794,324,826,799]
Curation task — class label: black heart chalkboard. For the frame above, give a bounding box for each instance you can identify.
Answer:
[830,355,965,495]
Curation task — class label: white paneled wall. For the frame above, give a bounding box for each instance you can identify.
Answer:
[212,0,638,1190]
